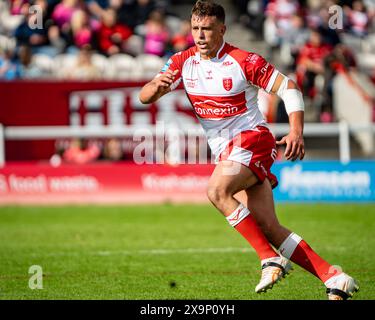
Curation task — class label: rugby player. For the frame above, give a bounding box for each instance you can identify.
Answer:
[139,0,359,300]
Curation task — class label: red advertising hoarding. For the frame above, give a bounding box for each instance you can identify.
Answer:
[0,162,214,204]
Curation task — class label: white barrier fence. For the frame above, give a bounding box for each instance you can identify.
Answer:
[0,122,374,167]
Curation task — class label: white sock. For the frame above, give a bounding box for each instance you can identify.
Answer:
[278,232,303,259]
[261,256,282,266]
[226,203,250,227]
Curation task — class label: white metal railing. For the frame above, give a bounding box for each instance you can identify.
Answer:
[0,122,374,167]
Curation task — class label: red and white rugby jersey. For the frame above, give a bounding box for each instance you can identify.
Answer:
[159,41,279,160]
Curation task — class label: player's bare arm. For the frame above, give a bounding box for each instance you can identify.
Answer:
[139,69,179,104]
[271,73,305,161]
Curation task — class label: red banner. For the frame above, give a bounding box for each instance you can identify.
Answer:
[0,81,194,161]
[0,162,214,204]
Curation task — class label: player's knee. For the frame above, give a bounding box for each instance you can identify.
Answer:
[206,183,230,206]
[206,184,220,205]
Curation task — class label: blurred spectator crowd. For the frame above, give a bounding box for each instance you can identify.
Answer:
[0,0,194,80]
[55,138,125,164]
[52,136,210,165]
[0,0,374,124]
[234,0,375,122]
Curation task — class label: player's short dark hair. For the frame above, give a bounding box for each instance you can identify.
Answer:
[191,0,225,24]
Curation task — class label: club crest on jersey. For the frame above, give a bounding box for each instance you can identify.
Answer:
[222,78,233,91]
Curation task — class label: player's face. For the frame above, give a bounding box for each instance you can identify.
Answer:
[191,14,226,59]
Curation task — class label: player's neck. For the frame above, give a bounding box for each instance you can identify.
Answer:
[200,40,225,60]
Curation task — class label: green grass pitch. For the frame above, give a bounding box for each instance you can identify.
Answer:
[0,204,374,300]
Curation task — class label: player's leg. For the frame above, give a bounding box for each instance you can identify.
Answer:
[207,160,256,215]
[207,160,291,292]
[236,180,359,300]
[207,160,278,261]
[235,179,291,248]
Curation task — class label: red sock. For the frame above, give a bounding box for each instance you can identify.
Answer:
[279,233,340,283]
[227,204,278,261]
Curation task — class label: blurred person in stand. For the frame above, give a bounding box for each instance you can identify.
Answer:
[63,138,101,164]
[0,47,20,79]
[68,9,99,51]
[14,1,60,57]
[296,28,333,118]
[52,0,80,31]
[344,0,372,38]
[85,0,110,19]
[117,0,157,30]
[0,0,25,35]
[171,19,194,53]
[63,45,102,79]
[263,0,301,59]
[14,3,48,48]
[102,138,125,161]
[316,2,342,48]
[320,43,357,122]
[305,1,342,48]
[9,0,28,15]
[49,0,81,52]
[97,8,133,56]
[143,9,170,57]
[234,0,266,39]
[16,44,44,78]
[280,14,309,70]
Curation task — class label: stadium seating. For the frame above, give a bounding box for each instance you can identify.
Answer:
[91,53,110,77]
[108,54,139,80]
[136,54,166,80]
[53,54,78,78]
[0,34,16,52]
[31,54,55,78]
[0,0,23,35]
[165,15,182,37]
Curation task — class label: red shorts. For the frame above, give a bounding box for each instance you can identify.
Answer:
[219,126,278,188]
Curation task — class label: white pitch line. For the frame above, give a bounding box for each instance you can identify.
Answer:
[28,247,255,258]
[28,245,348,258]
[95,247,254,256]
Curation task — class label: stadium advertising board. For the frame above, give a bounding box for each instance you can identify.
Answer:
[273,161,375,202]
[0,161,374,204]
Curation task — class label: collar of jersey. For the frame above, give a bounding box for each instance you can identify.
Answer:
[195,41,226,62]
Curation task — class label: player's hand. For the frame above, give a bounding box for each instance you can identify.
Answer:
[151,69,179,94]
[139,69,179,104]
[276,131,305,161]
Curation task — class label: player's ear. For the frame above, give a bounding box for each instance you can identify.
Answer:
[220,24,226,36]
